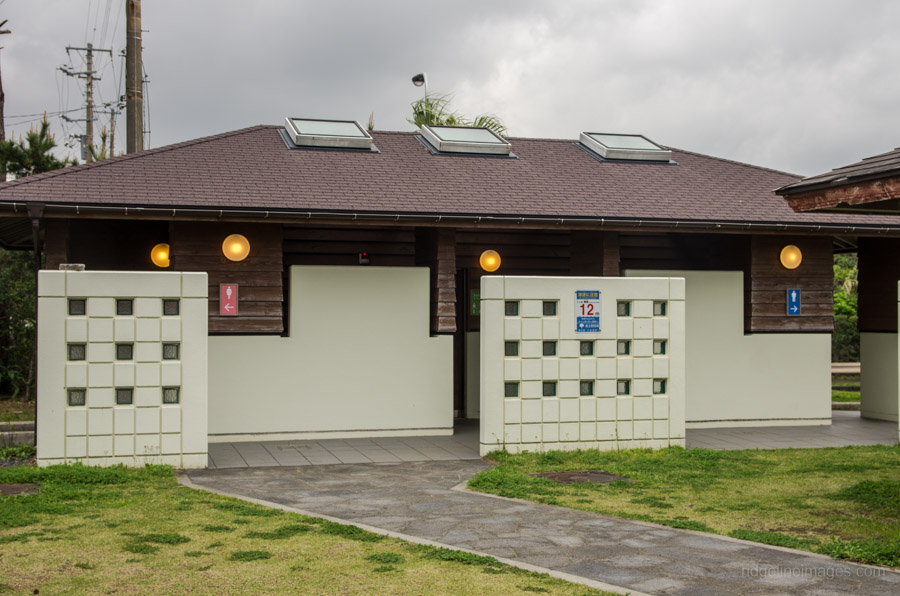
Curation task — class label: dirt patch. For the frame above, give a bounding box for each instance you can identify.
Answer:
[529,470,633,485]
[0,482,39,496]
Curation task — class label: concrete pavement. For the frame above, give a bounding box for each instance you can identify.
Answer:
[182,460,900,595]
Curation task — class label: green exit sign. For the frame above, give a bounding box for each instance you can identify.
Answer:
[470,290,481,316]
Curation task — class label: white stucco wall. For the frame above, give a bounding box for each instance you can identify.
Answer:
[37,271,208,468]
[626,270,831,427]
[480,276,686,455]
[207,266,453,441]
[860,333,899,423]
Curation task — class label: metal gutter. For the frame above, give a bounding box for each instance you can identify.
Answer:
[3,201,900,235]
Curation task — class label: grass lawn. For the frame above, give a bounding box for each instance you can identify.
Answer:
[0,464,610,595]
[468,445,900,567]
[0,399,34,423]
[832,390,861,402]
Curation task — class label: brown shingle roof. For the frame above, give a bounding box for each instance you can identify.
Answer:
[777,146,900,195]
[1,125,899,229]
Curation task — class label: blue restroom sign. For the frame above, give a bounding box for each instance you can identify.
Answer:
[787,289,801,316]
[575,290,601,332]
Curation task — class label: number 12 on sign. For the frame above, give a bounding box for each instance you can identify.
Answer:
[575,290,601,333]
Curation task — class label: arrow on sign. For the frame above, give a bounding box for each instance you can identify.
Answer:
[224,303,234,312]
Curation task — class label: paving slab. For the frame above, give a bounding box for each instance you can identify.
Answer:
[183,460,900,595]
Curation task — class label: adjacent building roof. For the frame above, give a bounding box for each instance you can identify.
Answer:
[776,147,900,214]
[2,125,900,240]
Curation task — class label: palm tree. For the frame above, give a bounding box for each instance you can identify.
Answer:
[408,94,507,136]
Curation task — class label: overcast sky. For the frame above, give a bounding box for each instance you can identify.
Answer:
[3,0,899,176]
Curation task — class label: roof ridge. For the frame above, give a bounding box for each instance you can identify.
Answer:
[0,125,270,189]
[668,146,802,179]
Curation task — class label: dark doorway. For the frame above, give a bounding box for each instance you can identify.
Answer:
[453,269,468,417]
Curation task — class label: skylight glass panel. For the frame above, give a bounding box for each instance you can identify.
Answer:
[420,125,511,155]
[284,117,373,149]
[579,132,672,162]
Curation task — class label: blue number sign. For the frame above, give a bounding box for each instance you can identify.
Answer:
[575,290,601,332]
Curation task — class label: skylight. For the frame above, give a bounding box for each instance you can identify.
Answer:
[284,117,373,150]
[420,125,511,155]
[579,132,671,162]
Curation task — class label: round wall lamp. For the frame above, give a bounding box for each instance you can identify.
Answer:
[479,249,501,272]
[780,245,802,270]
[150,243,170,268]
[222,234,251,262]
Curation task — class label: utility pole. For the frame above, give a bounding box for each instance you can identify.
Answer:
[109,105,117,156]
[60,43,112,162]
[0,19,11,142]
[126,0,143,153]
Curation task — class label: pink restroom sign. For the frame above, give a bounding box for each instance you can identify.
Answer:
[220,284,239,316]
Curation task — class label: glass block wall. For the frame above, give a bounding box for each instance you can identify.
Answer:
[37,271,208,468]
[480,276,685,455]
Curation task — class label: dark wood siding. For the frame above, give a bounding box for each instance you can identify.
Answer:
[62,219,169,271]
[282,225,416,267]
[171,222,283,334]
[858,237,900,332]
[746,235,833,332]
[619,232,748,271]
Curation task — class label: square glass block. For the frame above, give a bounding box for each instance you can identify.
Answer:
[504,341,519,357]
[653,301,667,316]
[163,387,180,404]
[68,299,86,316]
[68,344,86,361]
[617,301,631,317]
[163,299,180,316]
[653,379,667,394]
[67,388,86,406]
[504,382,519,398]
[653,340,667,355]
[542,381,557,397]
[163,343,181,360]
[504,301,519,316]
[116,343,134,361]
[116,299,133,316]
[617,379,631,395]
[580,380,594,396]
[542,341,557,356]
[580,341,594,356]
[617,340,631,355]
[116,388,134,405]
[542,301,557,316]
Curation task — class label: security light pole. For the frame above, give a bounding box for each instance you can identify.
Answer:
[412,72,428,98]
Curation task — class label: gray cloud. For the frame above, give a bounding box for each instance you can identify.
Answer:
[3,0,899,176]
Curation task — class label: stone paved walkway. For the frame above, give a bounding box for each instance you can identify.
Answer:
[183,460,900,595]
[687,410,898,450]
[207,413,897,469]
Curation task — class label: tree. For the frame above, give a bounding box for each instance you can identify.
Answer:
[88,126,111,161]
[0,115,73,401]
[832,253,859,362]
[408,94,507,135]
[0,249,36,399]
[0,115,75,178]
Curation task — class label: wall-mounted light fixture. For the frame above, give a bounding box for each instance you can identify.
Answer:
[222,234,251,262]
[480,249,501,272]
[779,245,802,270]
[150,243,170,268]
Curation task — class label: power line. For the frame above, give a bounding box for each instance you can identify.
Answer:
[6,107,84,119]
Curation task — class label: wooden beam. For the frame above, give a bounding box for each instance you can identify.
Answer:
[783,175,900,212]
[415,227,457,334]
